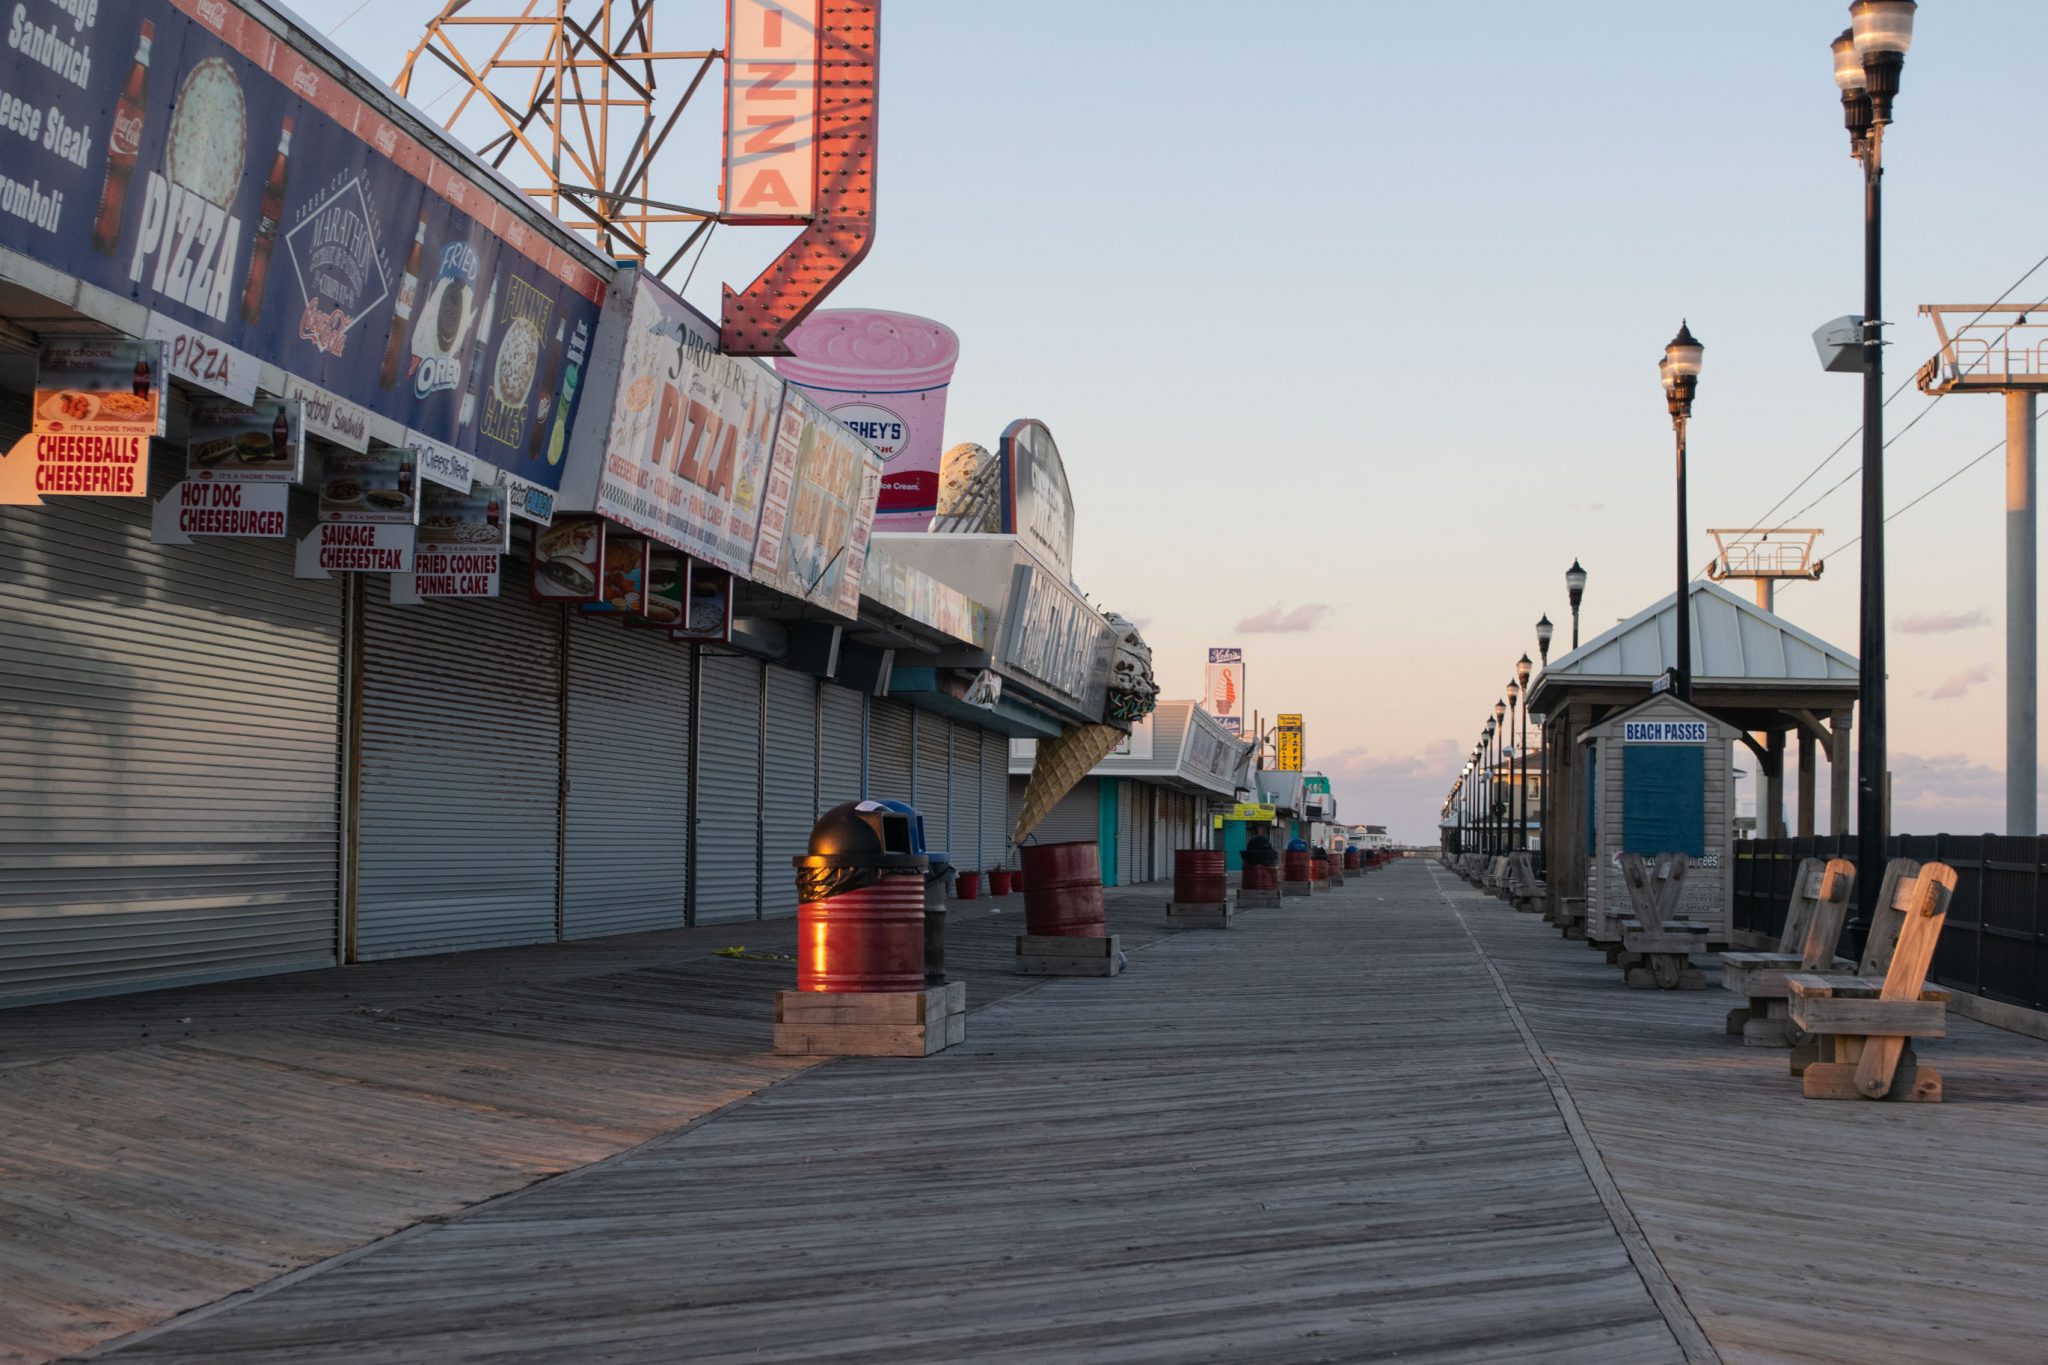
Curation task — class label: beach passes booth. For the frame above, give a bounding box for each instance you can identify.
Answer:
[1582,695,1739,943]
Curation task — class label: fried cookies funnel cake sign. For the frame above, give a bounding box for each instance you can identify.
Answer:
[2,340,165,506]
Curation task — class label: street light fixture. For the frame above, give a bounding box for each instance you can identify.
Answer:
[1833,0,1916,936]
[1565,560,1588,649]
[1662,320,1704,704]
[1516,653,1534,852]
[1535,614,1554,667]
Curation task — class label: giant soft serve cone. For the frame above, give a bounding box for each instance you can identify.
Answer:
[1013,722,1124,844]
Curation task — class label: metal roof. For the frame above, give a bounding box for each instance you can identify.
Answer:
[1529,580,1858,707]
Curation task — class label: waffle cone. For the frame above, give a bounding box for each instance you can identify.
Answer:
[1013,723,1123,844]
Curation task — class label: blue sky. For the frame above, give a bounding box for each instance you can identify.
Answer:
[329,1,2048,841]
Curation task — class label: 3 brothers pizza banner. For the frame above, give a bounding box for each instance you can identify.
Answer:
[0,0,604,489]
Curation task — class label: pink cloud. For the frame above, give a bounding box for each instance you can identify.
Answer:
[1897,609,1990,635]
[1925,665,1991,701]
[1236,602,1333,634]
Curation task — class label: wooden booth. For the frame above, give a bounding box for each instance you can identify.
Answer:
[1581,695,1740,943]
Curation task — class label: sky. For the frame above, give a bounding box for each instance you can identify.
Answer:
[327,1,2048,844]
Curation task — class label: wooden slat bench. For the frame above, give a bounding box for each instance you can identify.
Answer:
[1614,852,1703,989]
[1786,859,1958,1102]
[1717,855,1859,1047]
[1507,852,1545,914]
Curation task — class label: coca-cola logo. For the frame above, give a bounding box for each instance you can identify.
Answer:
[299,298,354,357]
[374,126,398,157]
[289,65,320,100]
[195,0,228,30]
[110,109,143,157]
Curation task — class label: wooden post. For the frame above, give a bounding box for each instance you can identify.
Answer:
[1797,729,1817,839]
[1766,730,1787,839]
[1829,710,1853,838]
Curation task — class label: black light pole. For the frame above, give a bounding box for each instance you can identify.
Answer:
[1506,679,1523,851]
[1565,561,1587,649]
[1834,1,1915,932]
[1492,700,1507,854]
[1536,616,1554,668]
[1661,322,1704,704]
[1516,653,1534,850]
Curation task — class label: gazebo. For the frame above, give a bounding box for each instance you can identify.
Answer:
[1523,580,1860,912]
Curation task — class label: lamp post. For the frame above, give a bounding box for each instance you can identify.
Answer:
[1834,0,1916,932]
[1536,615,1554,668]
[1565,561,1587,649]
[1481,726,1494,855]
[1661,321,1704,704]
[1492,698,1507,854]
[1506,679,1522,851]
[1516,653,1534,850]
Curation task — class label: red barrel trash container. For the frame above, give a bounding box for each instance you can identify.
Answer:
[1173,849,1227,905]
[794,801,929,993]
[1344,849,1362,870]
[1242,862,1278,891]
[1021,841,1106,937]
[1283,848,1312,882]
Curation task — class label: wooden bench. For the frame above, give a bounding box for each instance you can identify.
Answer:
[1555,895,1587,939]
[1614,852,1703,988]
[1507,852,1545,914]
[1786,859,1957,1102]
[1717,855,1859,1047]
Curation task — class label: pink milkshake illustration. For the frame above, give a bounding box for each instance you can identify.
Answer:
[776,309,961,531]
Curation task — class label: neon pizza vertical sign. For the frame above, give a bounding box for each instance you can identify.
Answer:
[724,1,822,222]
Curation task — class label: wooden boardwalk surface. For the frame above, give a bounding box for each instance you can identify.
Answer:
[9,862,2048,1361]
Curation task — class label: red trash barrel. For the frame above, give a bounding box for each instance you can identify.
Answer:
[1021,841,1106,937]
[1283,848,1312,882]
[798,875,925,993]
[989,869,1013,896]
[1173,849,1227,904]
[1344,849,1362,870]
[1243,863,1278,891]
[955,871,981,900]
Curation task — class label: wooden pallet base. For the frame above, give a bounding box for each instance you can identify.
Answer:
[1015,934,1123,977]
[1167,902,1234,929]
[772,983,968,1057]
[1281,879,1316,898]
[1237,887,1283,909]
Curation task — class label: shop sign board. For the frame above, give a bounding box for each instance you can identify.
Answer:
[295,521,415,575]
[405,430,474,493]
[1185,728,1233,782]
[318,447,417,525]
[777,310,961,528]
[630,550,688,627]
[567,269,781,576]
[859,544,988,646]
[417,479,511,556]
[187,397,304,483]
[152,479,290,542]
[1204,646,1245,736]
[530,515,605,603]
[1275,713,1305,772]
[0,0,605,487]
[580,533,652,616]
[1,339,165,505]
[146,310,259,404]
[723,0,821,221]
[998,419,1074,579]
[1227,802,1278,821]
[411,547,501,598]
[1001,559,1111,716]
[502,472,555,526]
[670,562,736,643]
[752,386,881,619]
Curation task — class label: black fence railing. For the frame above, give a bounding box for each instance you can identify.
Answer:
[1732,835,2048,1011]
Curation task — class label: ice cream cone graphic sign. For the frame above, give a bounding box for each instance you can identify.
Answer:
[1204,647,1245,736]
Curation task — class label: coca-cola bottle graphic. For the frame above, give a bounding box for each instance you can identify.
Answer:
[240,119,294,323]
[543,320,588,467]
[92,22,154,256]
[527,318,564,457]
[272,405,290,460]
[456,277,498,434]
[397,456,415,499]
[380,221,428,391]
[132,355,152,400]
[486,494,501,528]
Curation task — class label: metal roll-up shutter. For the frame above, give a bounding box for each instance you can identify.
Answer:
[561,618,690,940]
[356,581,561,959]
[761,665,817,919]
[949,722,981,872]
[981,729,1009,870]
[1033,777,1099,848]
[913,711,950,856]
[694,652,762,923]
[868,697,913,803]
[819,683,865,813]
[1,450,343,1008]
[1117,782,1142,885]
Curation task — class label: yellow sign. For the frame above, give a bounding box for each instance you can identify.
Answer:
[1275,713,1304,771]
[1225,802,1277,821]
